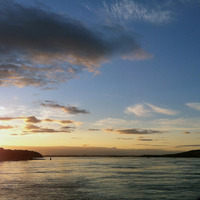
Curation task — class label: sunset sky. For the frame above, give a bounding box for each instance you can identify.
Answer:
[1,0,200,155]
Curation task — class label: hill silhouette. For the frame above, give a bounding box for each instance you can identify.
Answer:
[0,147,43,161]
[141,149,200,158]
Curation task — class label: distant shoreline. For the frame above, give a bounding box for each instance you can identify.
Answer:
[1,148,200,161]
[44,149,200,158]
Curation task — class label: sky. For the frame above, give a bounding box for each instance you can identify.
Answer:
[0,0,200,155]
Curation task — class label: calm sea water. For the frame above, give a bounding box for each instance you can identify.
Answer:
[0,157,200,200]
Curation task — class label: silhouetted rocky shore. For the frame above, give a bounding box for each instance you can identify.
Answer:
[0,147,43,161]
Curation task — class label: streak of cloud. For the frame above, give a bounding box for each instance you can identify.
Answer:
[0,125,14,129]
[88,128,100,131]
[186,102,200,111]
[41,101,89,115]
[0,115,81,126]
[104,128,166,135]
[182,131,200,134]
[44,119,82,126]
[117,138,133,140]
[146,103,178,116]
[23,124,73,134]
[0,117,17,121]
[125,103,178,116]
[138,138,153,141]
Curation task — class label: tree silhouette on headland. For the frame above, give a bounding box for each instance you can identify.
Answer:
[0,147,43,161]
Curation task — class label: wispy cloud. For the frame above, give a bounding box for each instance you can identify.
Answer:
[95,118,140,126]
[125,104,151,116]
[154,117,200,131]
[186,102,200,111]
[0,125,14,130]
[104,128,166,135]
[0,1,150,88]
[40,101,89,115]
[125,103,178,116]
[103,0,172,24]
[145,103,178,115]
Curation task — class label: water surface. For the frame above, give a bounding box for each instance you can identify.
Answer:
[0,157,200,200]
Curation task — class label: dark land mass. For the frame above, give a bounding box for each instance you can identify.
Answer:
[0,147,43,161]
[141,149,200,158]
[45,149,200,158]
[45,155,139,157]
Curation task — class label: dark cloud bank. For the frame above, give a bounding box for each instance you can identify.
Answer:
[0,0,150,87]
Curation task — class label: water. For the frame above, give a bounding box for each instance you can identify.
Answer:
[0,157,200,200]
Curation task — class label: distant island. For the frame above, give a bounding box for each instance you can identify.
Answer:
[44,149,200,158]
[141,149,200,158]
[1,148,200,160]
[0,147,43,161]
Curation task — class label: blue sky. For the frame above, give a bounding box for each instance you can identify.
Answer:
[0,0,200,154]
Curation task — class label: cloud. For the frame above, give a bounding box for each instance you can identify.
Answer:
[0,117,17,121]
[138,138,153,141]
[23,116,41,123]
[125,103,178,116]
[41,101,89,115]
[23,124,72,134]
[145,103,178,115]
[24,124,41,130]
[44,119,82,126]
[104,128,166,135]
[0,1,150,87]
[0,116,43,123]
[183,131,191,134]
[103,0,172,24]
[61,126,75,130]
[0,113,81,135]
[182,131,200,134]
[95,118,140,126]
[125,104,151,116]
[88,128,100,131]
[0,125,13,129]
[117,137,133,140]
[186,102,200,111]
[154,117,200,131]
[0,115,81,127]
